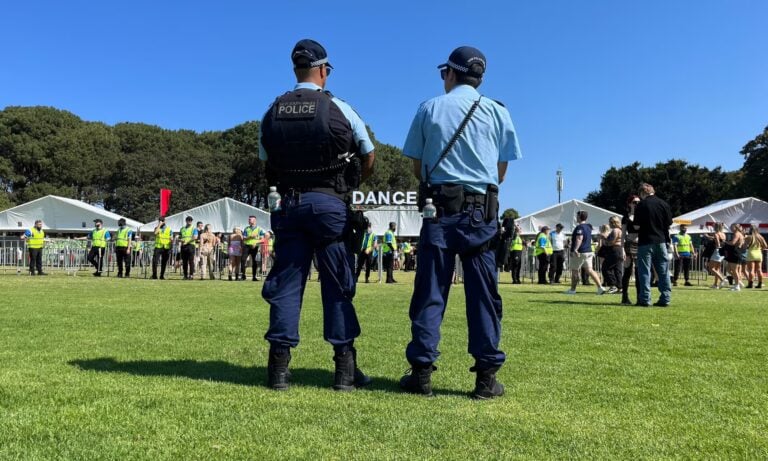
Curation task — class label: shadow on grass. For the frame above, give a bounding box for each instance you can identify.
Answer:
[68,357,470,397]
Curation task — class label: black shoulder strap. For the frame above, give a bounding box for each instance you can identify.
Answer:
[424,97,482,185]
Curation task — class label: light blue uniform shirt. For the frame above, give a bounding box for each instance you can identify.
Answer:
[403,84,521,193]
[259,82,374,160]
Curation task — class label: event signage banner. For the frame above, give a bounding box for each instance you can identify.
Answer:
[352,191,417,206]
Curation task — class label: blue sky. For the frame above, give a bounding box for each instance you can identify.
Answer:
[1,1,765,215]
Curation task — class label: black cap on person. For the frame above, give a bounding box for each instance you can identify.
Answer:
[438,46,486,77]
[292,39,333,69]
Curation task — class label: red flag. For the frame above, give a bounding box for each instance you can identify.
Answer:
[160,189,172,217]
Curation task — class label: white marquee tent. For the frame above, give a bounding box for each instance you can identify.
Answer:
[0,195,143,233]
[515,199,618,236]
[671,197,768,234]
[141,198,270,234]
[363,205,422,237]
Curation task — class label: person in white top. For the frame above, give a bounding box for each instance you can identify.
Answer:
[548,223,566,284]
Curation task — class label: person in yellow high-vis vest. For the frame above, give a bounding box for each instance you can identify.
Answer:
[113,218,133,278]
[534,225,553,284]
[178,216,199,280]
[355,220,376,283]
[402,241,414,272]
[242,215,264,281]
[21,219,47,276]
[86,219,110,276]
[152,217,172,279]
[672,224,696,286]
[509,225,524,284]
[382,222,398,283]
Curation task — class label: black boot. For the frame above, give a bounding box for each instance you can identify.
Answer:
[399,363,436,396]
[621,295,632,306]
[332,346,371,391]
[471,365,504,400]
[267,348,291,391]
[747,281,753,289]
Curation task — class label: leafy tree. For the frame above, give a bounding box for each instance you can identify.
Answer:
[739,125,768,201]
[502,208,519,220]
[585,160,739,217]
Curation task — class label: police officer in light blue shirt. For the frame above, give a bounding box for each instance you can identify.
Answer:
[258,39,375,392]
[399,46,521,400]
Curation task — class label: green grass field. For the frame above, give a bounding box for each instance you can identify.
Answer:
[1,272,766,460]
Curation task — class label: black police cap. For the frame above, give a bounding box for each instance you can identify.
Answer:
[292,39,333,69]
[438,46,486,77]
[93,218,103,224]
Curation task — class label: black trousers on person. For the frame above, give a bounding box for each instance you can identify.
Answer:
[548,250,565,283]
[28,248,43,274]
[241,245,259,280]
[673,256,692,283]
[536,253,549,284]
[88,247,105,273]
[116,247,131,277]
[602,247,624,289]
[383,251,395,282]
[355,251,372,282]
[510,250,522,283]
[622,254,638,301]
[152,248,170,278]
[403,253,414,272]
[181,244,196,279]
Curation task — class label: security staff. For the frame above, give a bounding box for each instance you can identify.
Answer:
[549,223,566,284]
[672,224,695,286]
[113,218,133,278]
[399,46,521,399]
[178,216,198,280]
[382,222,398,283]
[152,217,172,279]
[85,219,110,276]
[509,224,524,284]
[259,39,376,391]
[355,220,375,283]
[242,215,264,281]
[132,236,144,269]
[534,225,553,284]
[402,241,414,272]
[21,219,47,276]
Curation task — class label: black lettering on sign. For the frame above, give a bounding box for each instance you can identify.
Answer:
[276,101,317,119]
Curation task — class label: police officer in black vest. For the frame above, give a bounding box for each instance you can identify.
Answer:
[259,39,376,391]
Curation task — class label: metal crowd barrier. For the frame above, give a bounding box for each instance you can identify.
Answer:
[2,239,275,280]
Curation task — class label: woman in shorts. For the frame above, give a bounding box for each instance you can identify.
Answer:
[228,227,243,281]
[745,224,767,289]
[703,222,727,289]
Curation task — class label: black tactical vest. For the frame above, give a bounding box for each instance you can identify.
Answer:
[261,88,360,196]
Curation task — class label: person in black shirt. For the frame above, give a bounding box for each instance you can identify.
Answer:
[632,183,673,307]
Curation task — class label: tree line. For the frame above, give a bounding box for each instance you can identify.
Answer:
[0,106,418,222]
[585,126,767,217]
[1,106,765,221]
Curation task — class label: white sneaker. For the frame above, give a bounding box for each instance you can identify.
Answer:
[607,287,619,294]
[564,289,577,295]
[597,286,607,295]
[730,285,741,292]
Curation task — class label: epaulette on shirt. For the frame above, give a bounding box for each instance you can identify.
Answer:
[492,99,505,107]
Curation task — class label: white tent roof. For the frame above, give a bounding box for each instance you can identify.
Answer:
[0,195,143,233]
[364,205,422,238]
[671,197,768,234]
[515,199,618,235]
[141,198,270,234]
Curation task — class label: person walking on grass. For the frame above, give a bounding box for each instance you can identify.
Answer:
[723,223,747,291]
[744,224,767,289]
[565,210,606,295]
[672,224,696,287]
[621,195,640,304]
[702,222,727,289]
[227,227,243,281]
[631,183,673,307]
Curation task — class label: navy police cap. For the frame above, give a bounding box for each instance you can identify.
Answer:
[438,46,486,77]
[292,39,333,69]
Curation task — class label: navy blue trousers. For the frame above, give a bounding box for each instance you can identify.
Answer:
[262,192,360,349]
[405,206,505,368]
